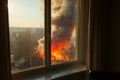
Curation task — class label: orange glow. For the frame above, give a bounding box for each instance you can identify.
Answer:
[51,41,70,63]
[38,41,70,64]
[39,48,45,60]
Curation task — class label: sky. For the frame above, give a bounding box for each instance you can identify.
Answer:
[8,0,44,28]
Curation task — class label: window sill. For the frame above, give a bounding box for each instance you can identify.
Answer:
[22,65,87,80]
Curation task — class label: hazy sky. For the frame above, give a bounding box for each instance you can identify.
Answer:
[8,0,44,28]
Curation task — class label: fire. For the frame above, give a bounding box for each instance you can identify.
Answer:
[37,39,71,64]
[39,47,44,60]
[34,0,76,64]
[51,40,70,63]
[35,25,71,64]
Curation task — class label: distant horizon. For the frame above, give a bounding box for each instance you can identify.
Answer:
[9,26,44,28]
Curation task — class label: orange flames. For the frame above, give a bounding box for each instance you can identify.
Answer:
[36,25,72,64]
[51,40,70,63]
[38,40,71,64]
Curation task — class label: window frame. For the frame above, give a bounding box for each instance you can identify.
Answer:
[0,0,11,80]
[45,0,83,68]
[0,0,90,79]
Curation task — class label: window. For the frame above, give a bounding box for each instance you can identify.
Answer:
[0,0,90,79]
[8,0,45,73]
[9,0,81,73]
[51,0,78,65]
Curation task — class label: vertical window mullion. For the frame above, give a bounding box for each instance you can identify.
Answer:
[45,0,51,68]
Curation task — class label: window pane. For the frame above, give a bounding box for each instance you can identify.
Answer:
[51,0,78,65]
[8,0,45,73]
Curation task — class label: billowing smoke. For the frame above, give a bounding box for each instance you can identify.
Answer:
[35,0,77,63]
[51,0,76,48]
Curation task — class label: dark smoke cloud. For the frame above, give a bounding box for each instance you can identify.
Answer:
[35,0,77,61]
[51,0,76,47]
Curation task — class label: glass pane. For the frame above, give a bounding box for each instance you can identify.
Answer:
[8,0,45,73]
[51,0,78,65]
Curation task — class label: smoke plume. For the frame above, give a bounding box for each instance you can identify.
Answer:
[35,0,77,63]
